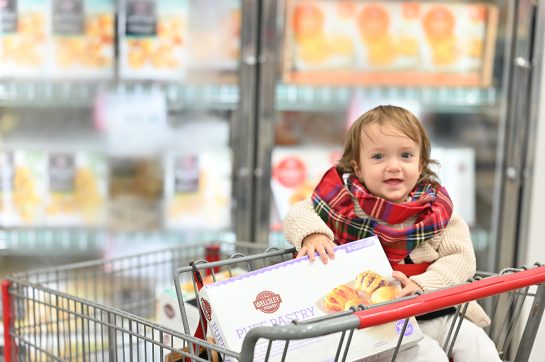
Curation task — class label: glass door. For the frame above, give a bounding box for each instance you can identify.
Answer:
[255,0,527,272]
[0,0,257,267]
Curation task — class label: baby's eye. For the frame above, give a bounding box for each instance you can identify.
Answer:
[371,154,383,160]
[401,152,413,159]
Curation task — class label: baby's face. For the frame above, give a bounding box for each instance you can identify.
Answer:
[353,122,422,203]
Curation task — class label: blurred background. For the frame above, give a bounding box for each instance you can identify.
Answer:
[0,0,543,280]
[1,0,545,359]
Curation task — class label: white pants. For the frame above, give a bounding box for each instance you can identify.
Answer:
[374,315,501,362]
[418,315,501,362]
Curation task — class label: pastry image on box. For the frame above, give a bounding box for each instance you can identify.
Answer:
[321,270,401,313]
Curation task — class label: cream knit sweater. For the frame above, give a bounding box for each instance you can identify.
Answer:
[283,198,491,327]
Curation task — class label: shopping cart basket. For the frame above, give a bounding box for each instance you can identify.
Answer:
[3,241,545,361]
[1,241,282,361]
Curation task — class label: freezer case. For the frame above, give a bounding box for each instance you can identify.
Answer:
[0,0,259,268]
[254,0,539,274]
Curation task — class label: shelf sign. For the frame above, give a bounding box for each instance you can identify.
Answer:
[126,0,156,37]
[95,87,169,156]
[52,0,84,35]
[0,0,18,33]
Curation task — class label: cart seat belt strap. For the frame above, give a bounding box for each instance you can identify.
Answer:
[189,262,208,359]
[392,262,431,277]
[392,261,457,320]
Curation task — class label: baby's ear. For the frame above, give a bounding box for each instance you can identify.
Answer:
[351,161,363,178]
[350,160,360,173]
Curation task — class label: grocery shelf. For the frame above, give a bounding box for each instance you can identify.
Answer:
[276,85,499,112]
[0,82,498,113]
[0,81,240,111]
[0,228,105,256]
[0,228,237,256]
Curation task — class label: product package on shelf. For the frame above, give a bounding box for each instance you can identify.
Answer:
[270,146,341,230]
[186,0,240,77]
[50,0,114,78]
[431,147,476,226]
[119,0,188,80]
[163,150,232,230]
[283,1,498,86]
[0,0,50,78]
[45,151,107,226]
[0,150,47,226]
[199,236,423,362]
[107,157,163,232]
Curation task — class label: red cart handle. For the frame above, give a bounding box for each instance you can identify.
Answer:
[355,265,545,328]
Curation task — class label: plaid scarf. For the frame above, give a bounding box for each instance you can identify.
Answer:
[312,167,453,264]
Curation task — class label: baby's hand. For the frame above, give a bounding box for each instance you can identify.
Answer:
[298,233,336,264]
[391,271,423,298]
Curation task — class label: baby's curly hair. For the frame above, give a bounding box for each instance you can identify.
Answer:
[338,105,439,184]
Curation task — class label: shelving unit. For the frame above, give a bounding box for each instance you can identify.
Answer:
[0,81,240,110]
[0,228,237,256]
[1,82,498,112]
[276,85,499,112]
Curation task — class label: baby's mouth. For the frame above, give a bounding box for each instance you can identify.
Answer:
[384,178,403,185]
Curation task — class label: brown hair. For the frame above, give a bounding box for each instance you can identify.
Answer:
[338,105,439,184]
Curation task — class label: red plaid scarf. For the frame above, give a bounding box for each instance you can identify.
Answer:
[312,167,453,264]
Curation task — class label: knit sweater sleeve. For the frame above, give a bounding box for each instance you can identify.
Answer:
[282,198,334,250]
[409,214,476,291]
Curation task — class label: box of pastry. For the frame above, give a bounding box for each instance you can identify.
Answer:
[198,236,423,362]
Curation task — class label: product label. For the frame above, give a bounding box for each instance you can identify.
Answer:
[49,154,75,192]
[125,0,156,36]
[174,155,199,193]
[0,0,17,33]
[253,291,282,314]
[52,0,84,35]
[0,152,14,192]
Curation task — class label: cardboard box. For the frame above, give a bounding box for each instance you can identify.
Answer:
[199,236,423,361]
[157,268,247,335]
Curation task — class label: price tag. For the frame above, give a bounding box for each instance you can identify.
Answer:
[95,88,169,156]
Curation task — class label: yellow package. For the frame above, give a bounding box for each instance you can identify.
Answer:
[120,0,188,80]
[50,0,114,78]
[46,151,107,226]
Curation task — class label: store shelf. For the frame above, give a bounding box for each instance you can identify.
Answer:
[0,228,237,256]
[0,229,105,256]
[276,85,499,112]
[0,81,240,111]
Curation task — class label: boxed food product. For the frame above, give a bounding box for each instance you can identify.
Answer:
[157,268,247,339]
[164,150,231,230]
[283,1,498,86]
[0,150,47,226]
[431,147,475,226]
[45,151,107,226]
[199,236,423,362]
[270,147,341,226]
[50,0,114,78]
[0,0,50,78]
[119,0,188,80]
[186,0,240,72]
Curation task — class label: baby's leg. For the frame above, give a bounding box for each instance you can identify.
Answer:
[371,335,448,362]
[419,315,501,362]
[446,317,501,362]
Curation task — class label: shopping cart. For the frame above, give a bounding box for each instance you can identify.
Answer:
[1,241,281,361]
[2,241,545,361]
